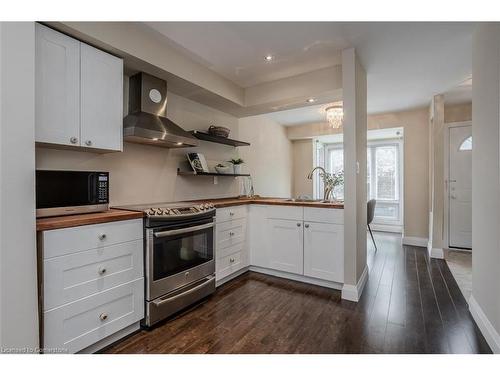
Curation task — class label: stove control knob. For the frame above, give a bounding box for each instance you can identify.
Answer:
[208,203,214,209]
[147,209,156,216]
[197,205,204,211]
[157,208,164,215]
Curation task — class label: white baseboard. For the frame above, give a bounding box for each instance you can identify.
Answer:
[402,236,428,247]
[341,265,368,302]
[78,322,140,354]
[216,267,249,287]
[370,224,402,233]
[249,266,343,291]
[469,295,500,353]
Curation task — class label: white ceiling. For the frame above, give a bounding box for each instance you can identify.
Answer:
[144,22,476,117]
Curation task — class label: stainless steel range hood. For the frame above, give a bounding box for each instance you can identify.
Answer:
[123,72,199,148]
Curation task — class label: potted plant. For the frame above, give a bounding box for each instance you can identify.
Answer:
[229,158,244,174]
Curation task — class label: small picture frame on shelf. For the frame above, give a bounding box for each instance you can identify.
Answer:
[187,153,209,173]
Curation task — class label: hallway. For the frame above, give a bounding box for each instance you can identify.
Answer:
[104,232,491,354]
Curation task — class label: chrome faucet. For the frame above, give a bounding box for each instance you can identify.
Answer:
[307,166,333,201]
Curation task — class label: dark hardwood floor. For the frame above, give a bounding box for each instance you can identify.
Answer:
[103,232,491,354]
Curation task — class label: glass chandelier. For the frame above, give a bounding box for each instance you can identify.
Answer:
[325,105,343,129]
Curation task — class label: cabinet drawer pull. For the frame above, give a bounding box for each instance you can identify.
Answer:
[98,233,107,241]
[70,136,78,144]
[85,140,93,146]
[229,231,235,236]
[229,212,235,217]
[296,223,301,227]
[229,258,235,263]
[305,224,310,228]
[99,313,108,321]
[98,267,107,275]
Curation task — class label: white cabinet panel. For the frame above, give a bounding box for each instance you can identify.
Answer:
[248,205,269,268]
[216,218,246,249]
[304,207,344,225]
[266,205,303,221]
[304,222,344,282]
[216,205,247,223]
[80,43,123,151]
[43,239,143,310]
[43,219,143,259]
[35,23,80,146]
[44,279,144,354]
[216,251,243,281]
[267,218,304,274]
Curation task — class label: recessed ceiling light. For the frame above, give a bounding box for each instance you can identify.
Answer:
[307,98,315,103]
[152,138,159,141]
[176,142,183,146]
[264,55,273,61]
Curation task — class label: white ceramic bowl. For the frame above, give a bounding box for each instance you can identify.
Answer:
[215,166,231,174]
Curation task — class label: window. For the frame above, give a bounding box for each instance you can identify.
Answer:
[315,137,403,227]
[459,136,472,151]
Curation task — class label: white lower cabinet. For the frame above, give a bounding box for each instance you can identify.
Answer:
[40,218,144,353]
[267,218,304,274]
[303,222,344,282]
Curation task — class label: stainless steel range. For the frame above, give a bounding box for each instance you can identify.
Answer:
[115,201,216,327]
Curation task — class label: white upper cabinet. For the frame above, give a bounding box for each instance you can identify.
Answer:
[267,218,304,274]
[35,24,123,152]
[303,222,344,282]
[35,23,80,147]
[80,44,123,151]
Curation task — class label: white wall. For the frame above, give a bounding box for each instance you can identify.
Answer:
[239,115,292,197]
[36,91,242,205]
[0,22,39,351]
[341,48,367,298]
[469,23,500,353]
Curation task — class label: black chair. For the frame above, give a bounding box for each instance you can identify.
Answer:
[367,199,377,252]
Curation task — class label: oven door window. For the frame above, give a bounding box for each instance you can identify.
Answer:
[153,225,214,280]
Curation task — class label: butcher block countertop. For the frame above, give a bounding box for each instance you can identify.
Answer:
[36,209,144,231]
[36,197,343,231]
[192,196,345,209]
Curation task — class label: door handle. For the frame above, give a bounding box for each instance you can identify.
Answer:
[153,276,215,307]
[154,222,214,237]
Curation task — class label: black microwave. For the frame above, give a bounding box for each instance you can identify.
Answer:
[36,170,109,218]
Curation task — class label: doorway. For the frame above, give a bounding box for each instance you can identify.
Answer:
[445,122,472,250]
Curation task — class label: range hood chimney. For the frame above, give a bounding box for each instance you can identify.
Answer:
[123,72,199,148]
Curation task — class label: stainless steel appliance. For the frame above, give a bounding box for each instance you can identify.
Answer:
[123,72,199,148]
[36,170,109,218]
[114,201,216,327]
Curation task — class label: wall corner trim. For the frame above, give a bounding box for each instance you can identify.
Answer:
[341,265,368,302]
[469,295,500,353]
[402,236,428,247]
[427,241,444,259]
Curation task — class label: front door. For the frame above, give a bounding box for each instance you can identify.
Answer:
[448,125,472,249]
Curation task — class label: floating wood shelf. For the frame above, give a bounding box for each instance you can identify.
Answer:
[177,169,250,177]
[189,130,251,147]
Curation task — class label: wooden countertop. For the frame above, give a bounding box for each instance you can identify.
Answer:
[36,197,343,231]
[36,209,144,232]
[191,197,345,209]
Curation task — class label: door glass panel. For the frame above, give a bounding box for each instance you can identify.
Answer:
[153,227,213,280]
[375,146,398,200]
[459,136,472,151]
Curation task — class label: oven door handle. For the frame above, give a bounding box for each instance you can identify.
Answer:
[154,222,214,238]
[153,276,215,307]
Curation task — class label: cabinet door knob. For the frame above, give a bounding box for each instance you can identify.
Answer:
[98,267,107,275]
[70,137,78,144]
[98,233,107,241]
[305,224,310,228]
[229,212,235,216]
[229,258,235,263]
[99,313,108,321]
[229,231,235,236]
[85,140,93,146]
[296,223,301,227]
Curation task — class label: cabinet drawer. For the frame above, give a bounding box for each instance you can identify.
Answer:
[217,241,245,260]
[216,218,246,249]
[43,239,143,310]
[44,278,144,354]
[216,205,247,223]
[266,206,303,221]
[304,207,344,224]
[42,219,143,259]
[216,251,243,281]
